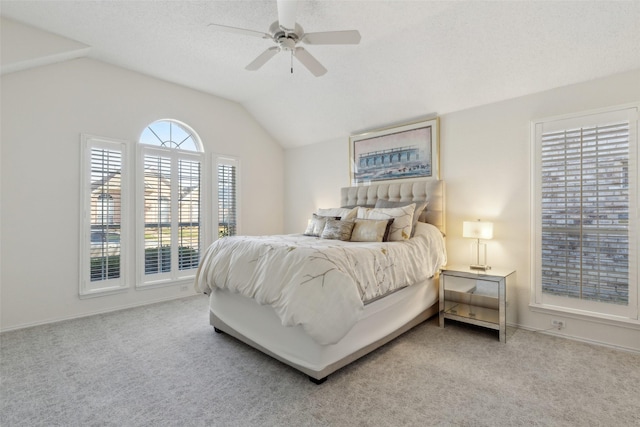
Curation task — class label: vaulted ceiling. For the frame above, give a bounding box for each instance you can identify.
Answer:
[2,0,640,148]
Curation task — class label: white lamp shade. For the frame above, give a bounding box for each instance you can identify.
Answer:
[463,221,493,240]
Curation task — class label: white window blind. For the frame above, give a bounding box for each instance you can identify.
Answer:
[178,159,200,270]
[80,135,129,296]
[217,157,239,238]
[143,154,172,276]
[533,106,638,319]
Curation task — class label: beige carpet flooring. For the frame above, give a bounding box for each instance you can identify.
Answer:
[1,294,639,426]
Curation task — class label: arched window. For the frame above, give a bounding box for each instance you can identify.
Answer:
[80,121,212,296]
[139,120,204,285]
[139,120,202,151]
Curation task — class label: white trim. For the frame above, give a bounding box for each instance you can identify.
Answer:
[213,154,241,240]
[511,322,640,355]
[79,134,131,296]
[138,118,204,152]
[530,103,639,320]
[133,276,196,291]
[1,47,91,75]
[136,122,205,288]
[529,303,640,330]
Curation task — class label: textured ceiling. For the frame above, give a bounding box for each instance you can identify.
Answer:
[2,0,640,148]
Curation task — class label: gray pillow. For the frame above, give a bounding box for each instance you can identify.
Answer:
[321,219,356,241]
[374,199,428,236]
[304,214,340,237]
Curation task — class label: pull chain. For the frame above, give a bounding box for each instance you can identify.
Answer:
[290,50,294,74]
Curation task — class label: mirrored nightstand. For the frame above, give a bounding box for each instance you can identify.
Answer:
[439,265,515,343]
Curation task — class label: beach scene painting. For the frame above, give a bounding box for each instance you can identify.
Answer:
[350,118,439,185]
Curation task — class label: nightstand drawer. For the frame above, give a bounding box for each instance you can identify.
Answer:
[443,275,476,293]
[443,276,498,310]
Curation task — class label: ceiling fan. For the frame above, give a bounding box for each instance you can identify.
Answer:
[208,0,361,77]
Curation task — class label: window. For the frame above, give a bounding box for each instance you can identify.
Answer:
[216,156,239,238]
[80,121,212,295]
[80,135,129,296]
[138,120,203,286]
[532,106,638,320]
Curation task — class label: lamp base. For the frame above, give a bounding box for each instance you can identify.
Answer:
[470,264,491,271]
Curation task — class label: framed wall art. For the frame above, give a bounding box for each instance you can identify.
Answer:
[349,117,439,185]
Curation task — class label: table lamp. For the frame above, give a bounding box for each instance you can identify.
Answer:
[463,220,493,271]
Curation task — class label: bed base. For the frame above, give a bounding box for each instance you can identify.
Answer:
[206,179,445,383]
[210,302,438,383]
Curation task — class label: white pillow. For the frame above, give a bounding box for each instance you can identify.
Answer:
[357,204,416,241]
[316,207,357,220]
[374,199,428,237]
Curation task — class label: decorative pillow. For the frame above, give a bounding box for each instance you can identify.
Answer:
[321,219,355,241]
[382,218,395,242]
[356,206,371,219]
[358,204,416,241]
[350,219,389,242]
[304,213,338,237]
[374,199,428,236]
[316,207,357,221]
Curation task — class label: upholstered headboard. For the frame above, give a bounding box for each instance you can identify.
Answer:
[340,179,446,236]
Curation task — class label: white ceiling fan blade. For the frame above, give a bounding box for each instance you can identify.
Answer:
[302,30,361,45]
[277,0,298,32]
[294,47,327,77]
[208,23,271,40]
[245,47,280,71]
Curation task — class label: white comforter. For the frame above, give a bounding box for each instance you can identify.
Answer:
[195,222,446,345]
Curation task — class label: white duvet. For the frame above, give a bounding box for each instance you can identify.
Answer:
[195,222,446,345]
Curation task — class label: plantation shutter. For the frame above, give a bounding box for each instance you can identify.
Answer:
[80,135,128,296]
[143,154,172,276]
[536,106,638,318]
[217,160,238,238]
[90,147,122,281]
[138,120,204,286]
[178,159,201,270]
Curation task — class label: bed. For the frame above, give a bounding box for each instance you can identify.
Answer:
[195,179,446,383]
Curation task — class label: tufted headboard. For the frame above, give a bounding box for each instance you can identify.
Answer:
[340,179,446,236]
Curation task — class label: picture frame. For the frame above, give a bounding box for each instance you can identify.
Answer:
[349,117,439,185]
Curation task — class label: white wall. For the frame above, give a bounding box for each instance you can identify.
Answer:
[284,69,640,352]
[1,58,283,330]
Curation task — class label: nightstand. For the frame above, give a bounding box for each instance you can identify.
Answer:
[439,265,515,343]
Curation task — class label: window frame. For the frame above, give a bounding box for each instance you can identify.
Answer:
[79,134,131,297]
[214,155,240,240]
[530,104,639,322]
[136,120,205,289]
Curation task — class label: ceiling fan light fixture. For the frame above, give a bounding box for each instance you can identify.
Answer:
[279,37,296,51]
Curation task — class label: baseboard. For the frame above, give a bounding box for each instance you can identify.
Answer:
[0,293,201,333]
[509,322,640,354]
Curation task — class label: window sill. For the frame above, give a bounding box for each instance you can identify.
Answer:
[79,286,128,299]
[136,276,195,291]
